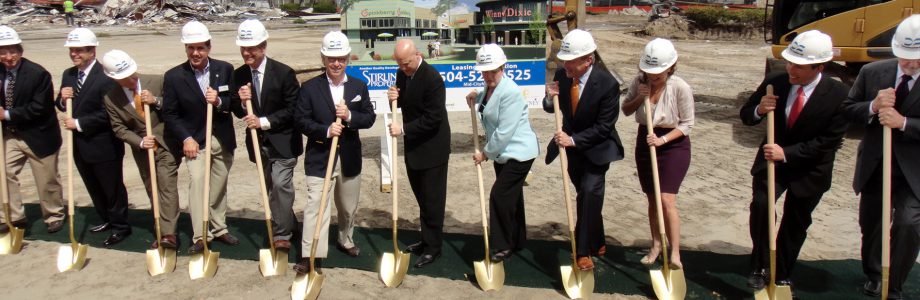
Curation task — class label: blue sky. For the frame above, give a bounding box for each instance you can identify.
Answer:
[414,0,482,13]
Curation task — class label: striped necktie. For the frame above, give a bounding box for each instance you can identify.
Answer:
[75,70,85,97]
[5,71,15,109]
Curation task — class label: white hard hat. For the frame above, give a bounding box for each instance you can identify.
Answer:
[236,19,269,47]
[320,31,351,57]
[0,26,22,46]
[64,27,98,47]
[781,30,834,65]
[100,49,137,80]
[557,29,596,61]
[892,15,920,59]
[180,21,211,44]
[474,43,507,71]
[639,38,678,74]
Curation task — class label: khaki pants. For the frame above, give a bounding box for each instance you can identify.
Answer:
[184,136,233,242]
[2,135,64,224]
[132,146,180,235]
[300,157,361,258]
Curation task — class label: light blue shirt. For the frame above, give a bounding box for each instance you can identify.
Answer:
[476,75,539,163]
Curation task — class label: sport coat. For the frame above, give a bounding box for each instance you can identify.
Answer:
[543,65,624,166]
[741,72,849,197]
[161,58,236,157]
[0,58,61,158]
[843,58,920,200]
[55,61,123,163]
[102,74,174,154]
[394,59,451,170]
[295,73,375,178]
[230,57,303,162]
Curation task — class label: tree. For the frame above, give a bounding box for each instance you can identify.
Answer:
[528,8,547,44]
[431,0,457,17]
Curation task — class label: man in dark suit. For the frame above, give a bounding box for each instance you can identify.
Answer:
[387,38,451,268]
[293,31,376,274]
[0,26,65,235]
[99,50,182,250]
[843,15,920,299]
[56,28,130,245]
[543,29,623,271]
[230,20,303,253]
[162,21,238,254]
[739,30,849,291]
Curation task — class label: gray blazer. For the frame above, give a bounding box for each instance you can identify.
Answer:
[102,74,174,154]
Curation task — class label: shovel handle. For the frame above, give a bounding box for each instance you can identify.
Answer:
[881,125,892,299]
[469,97,491,259]
[390,101,399,222]
[552,96,578,252]
[143,103,163,242]
[201,103,213,251]
[311,117,342,241]
[246,103,276,253]
[66,98,75,217]
[764,85,780,288]
[0,115,10,227]
[644,96,670,270]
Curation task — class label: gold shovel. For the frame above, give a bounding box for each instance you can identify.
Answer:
[57,98,87,272]
[552,96,594,299]
[0,116,23,255]
[754,85,793,300]
[291,117,343,300]
[379,100,410,287]
[246,103,287,277]
[143,102,177,276]
[880,119,892,300]
[189,104,219,280]
[643,96,687,300]
[469,100,504,291]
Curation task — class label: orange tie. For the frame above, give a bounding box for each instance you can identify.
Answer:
[134,91,145,120]
[570,77,580,115]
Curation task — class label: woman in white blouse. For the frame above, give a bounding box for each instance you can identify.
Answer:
[622,38,695,269]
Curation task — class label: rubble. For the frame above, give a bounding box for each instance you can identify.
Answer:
[0,0,291,26]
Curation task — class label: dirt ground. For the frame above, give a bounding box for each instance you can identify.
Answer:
[0,15,901,299]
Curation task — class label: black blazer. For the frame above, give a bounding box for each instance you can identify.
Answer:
[55,62,123,164]
[230,58,303,162]
[395,60,451,170]
[741,72,849,197]
[161,58,236,157]
[843,58,920,200]
[295,74,375,178]
[0,58,61,158]
[543,65,624,166]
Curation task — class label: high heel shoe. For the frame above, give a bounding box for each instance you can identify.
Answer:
[640,250,659,265]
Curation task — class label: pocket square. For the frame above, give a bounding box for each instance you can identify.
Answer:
[350,95,362,102]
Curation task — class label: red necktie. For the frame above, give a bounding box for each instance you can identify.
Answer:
[570,78,580,116]
[787,87,804,129]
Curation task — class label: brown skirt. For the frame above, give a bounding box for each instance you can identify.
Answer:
[635,126,691,194]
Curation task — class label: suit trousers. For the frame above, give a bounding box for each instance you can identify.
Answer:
[1,133,64,224]
[300,156,361,258]
[131,146,180,235]
[748,174,823,281]
[406,162,449,255]
[859,163,920,298]
[74,147,130,234]
[262,146,297,242]
[185,135,234,242]
[568,152,609,257]
[489,158,534,251]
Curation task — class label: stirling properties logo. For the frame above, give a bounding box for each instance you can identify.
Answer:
[789,40,806,56]
[114,60,130,73]
[239,29,254,41]
[643,54,659,67]
[327,40,342,50]
[478,53,492,64]
[0,31,13,41]
[901,37,920,49]
[67,33,79,42]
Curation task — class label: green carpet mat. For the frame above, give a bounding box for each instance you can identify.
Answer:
[16,204,920,299]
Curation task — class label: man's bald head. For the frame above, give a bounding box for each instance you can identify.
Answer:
[393,39,421,76]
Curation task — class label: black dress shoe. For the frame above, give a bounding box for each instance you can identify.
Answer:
[490,249,513,263]
[103,231,131,246]
[414,253,440,268]
[89,223,110,233]
[747,269,767,290]
[405,241,425,254]
[0,219,27,234]
[863,279,882,297]
[46,220,64,233]
[214,233,239,245]
[188,240,206,255]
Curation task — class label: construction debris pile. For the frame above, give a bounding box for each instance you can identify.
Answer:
[0,0,289,26]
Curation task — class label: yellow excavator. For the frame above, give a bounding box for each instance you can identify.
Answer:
[766,0,918,83]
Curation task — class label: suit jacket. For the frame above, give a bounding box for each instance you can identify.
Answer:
[55,62,123,163]
[843,58,920,199]
[161,58,236,157]
[295,74,375,178]
[230,57,303,162]
[741,72,849,197]
[0,58,61,158]
[476,75,539,164]
[395,60,451,170]
[543,65,624,166]
[102,74,174,154]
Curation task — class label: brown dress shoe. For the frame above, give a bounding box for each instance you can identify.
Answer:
[188,240,206,255]
[336,243,360,257]
[577,256,594,271]
[159,235,178,249]
[273,240,291,252]
[294,257,322,275]
[214,233,239,245]
[46,220,64,233]
[594,245,606,257]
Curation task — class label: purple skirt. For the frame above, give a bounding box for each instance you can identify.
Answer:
[635,126,691,194]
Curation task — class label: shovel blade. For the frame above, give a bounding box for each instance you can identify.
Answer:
[560,265,594,299]
[379,251,410,287]
[259,248,288,277]
[473,259,505,291]
[650,268,687,300]
[146,247,177,276]
[0,227,24,254]
[291,271,324,300]
[189,250,220,279]
[56,243,87,272]
[753,284,793,300]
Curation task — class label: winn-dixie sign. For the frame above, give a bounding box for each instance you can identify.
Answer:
[484,7,533,19]
[346,60,545,90]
